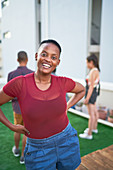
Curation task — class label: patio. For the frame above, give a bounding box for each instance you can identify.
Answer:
[77,145,113,170]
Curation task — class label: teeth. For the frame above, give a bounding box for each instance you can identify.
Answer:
[42,63,51,68]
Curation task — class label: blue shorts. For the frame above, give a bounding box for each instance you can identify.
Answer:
[24,123,81,170]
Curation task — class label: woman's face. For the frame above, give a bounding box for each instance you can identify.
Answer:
[86,60,94,69]
[36,43,60,75]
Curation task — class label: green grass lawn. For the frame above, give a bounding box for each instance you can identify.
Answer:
[68,111,113,156]
[0,102,113,170]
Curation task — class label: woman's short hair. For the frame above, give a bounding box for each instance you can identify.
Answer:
[38,39,62,54]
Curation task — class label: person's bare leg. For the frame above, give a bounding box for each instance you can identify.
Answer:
[87,104,91,132]
[14,132,21,149]
[93,103,98,130]
[21,135,27,157]
[87,104,95,135]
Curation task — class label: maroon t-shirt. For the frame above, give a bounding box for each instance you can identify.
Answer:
[8,66,33,114]
[3,73,76,139]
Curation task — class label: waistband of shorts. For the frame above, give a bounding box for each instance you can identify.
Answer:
[27,122,72,144]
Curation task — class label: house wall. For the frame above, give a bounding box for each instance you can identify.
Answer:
[41,0,89,79]
[1,0,113,110]
[97,89,113,110]
[100,0,113,83]
[1,0,36,77]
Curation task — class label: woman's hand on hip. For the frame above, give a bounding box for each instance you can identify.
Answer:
[12,124,30,135]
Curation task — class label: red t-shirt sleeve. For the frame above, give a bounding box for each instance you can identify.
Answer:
[3,76,23,98]
[59,76,76,92]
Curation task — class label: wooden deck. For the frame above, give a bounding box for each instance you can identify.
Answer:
[77,145,113,170]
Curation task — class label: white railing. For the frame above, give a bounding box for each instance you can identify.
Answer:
[69,108,113,128]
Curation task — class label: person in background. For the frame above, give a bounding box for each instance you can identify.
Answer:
[0,39,85,169]
[79,54,100,140]
[7,51,33,164]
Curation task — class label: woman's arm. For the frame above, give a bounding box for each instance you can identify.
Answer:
[0,90,30,135]
[67,82,85,110]
[84,70,99,104]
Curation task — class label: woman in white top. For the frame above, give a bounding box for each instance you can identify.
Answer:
[79,54,100,140]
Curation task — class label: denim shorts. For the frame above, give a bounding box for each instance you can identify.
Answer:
[24,123,81,170]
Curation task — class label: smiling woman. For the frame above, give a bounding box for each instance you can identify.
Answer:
[35,40,60,76]
[34,41,60,91]
[0,39,85,170]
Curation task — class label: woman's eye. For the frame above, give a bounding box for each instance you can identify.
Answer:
[52,56,57,60]
[41,53,47,57]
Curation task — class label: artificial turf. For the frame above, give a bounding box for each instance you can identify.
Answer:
[0,102,113,170]
[68,111,113,156]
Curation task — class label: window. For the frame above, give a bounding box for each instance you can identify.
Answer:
[90,0,102,45]
[36,0,41,44]
[87,0,102,58]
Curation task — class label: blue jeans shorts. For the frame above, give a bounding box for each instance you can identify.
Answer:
[24,123,81,170]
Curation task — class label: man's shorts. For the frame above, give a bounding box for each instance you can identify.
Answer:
[24,123,81,170]
[13,112,23,125]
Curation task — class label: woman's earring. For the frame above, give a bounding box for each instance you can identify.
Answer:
[35,53,38,61]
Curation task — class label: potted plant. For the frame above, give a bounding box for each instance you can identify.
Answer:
[108,110,113,123]
[97,106,107,120]
[108,115,113,123]
[110,109,113,117]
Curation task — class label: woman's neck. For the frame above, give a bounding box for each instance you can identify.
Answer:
[35,71,51,84]
[91,67,97,70]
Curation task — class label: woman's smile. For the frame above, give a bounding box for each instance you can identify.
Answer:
[42,63,51,69]
[37,43,60,74]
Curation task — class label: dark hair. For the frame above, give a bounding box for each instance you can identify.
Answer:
[38,39,62,54]
[17,51,28,62]
[87,54,100,71]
